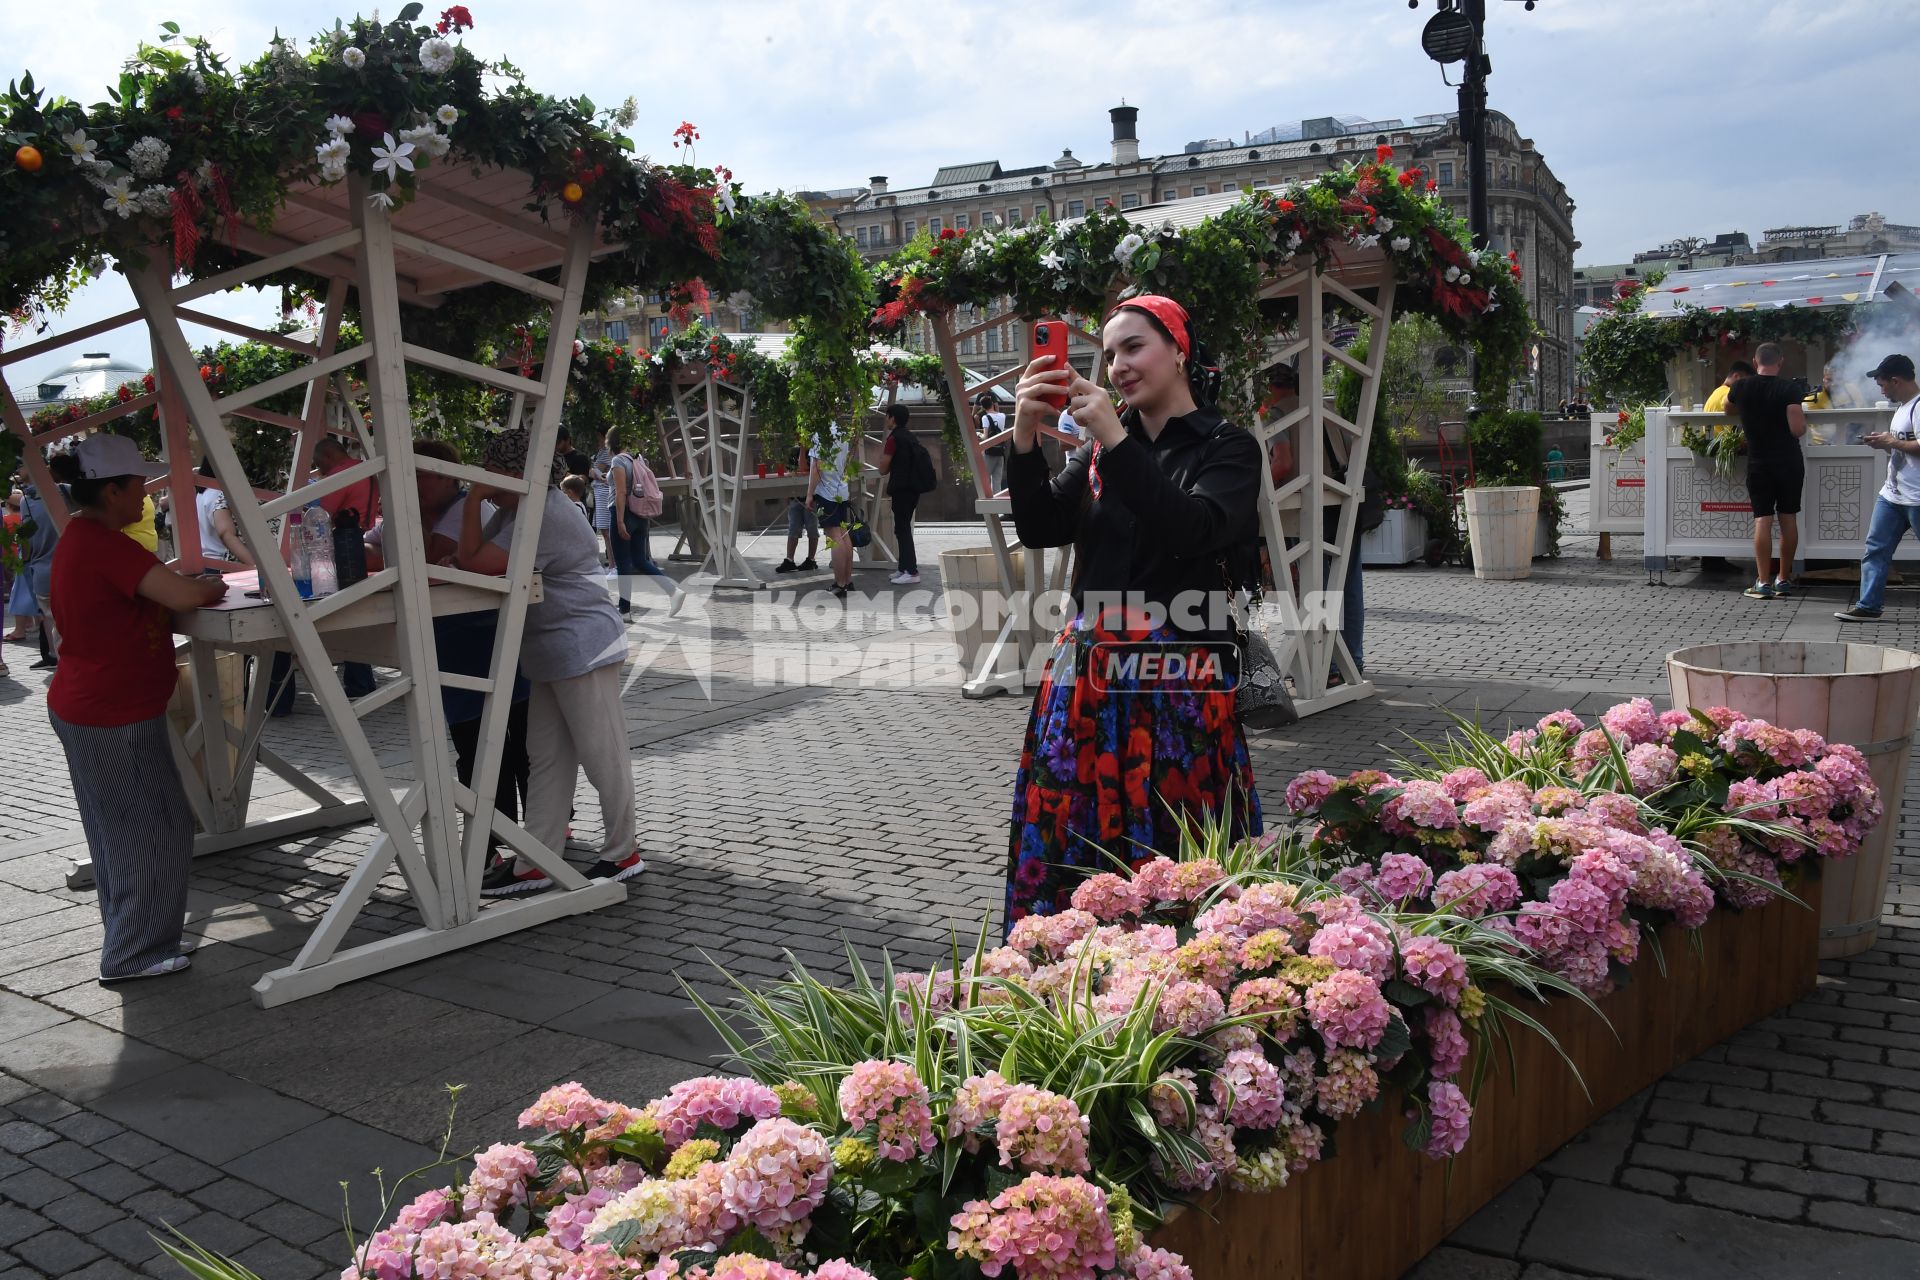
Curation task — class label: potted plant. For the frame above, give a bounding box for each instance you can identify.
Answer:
[1463,409,1545,579]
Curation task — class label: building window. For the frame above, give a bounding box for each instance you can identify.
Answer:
[1438,161,1454,188]
[1251,178,1267,188]
[929,217,941,233]
[1191,186,1207,198]
[1120,192,1141,209]
[648,317,671,342]
[986,327,1001,354]
[871,225,884,247]
[903,219,916,240]
[955,213,969,230]
[1066,199,1085,217]
[606,320,629,343]
[1007,207,1023,226]
[1158,189,1173,201]
[856,226,869,247]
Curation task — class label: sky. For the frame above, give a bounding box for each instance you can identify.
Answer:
[7,0,1918,387]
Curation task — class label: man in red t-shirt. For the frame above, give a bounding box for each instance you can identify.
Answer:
[48,434,225,982]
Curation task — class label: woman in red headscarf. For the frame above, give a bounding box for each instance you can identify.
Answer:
[1002,297,1264,926]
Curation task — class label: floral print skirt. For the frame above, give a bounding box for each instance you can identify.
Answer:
[1005,615,1263,927]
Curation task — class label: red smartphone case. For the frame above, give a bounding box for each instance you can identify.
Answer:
[1030,319,1070,410]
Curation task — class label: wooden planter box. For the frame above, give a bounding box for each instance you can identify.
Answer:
[1359,509,1427,566]
[1150,882,1820,1280]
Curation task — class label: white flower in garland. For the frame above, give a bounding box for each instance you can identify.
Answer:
[1484,296,1500,313]
[1113,232,1146,269]
[325,114,355,138]
[370,133,416,181]
[1286,230,1303,250]
[316,138,350,167]
[341,46,367,69]
[100,177,136,219]
[136,185,172,216]
[319,159,348,184]
[1444,265,1461,283]
[436,104,459,127]
[1390,235,1411,253]
[127,136,170,179]
[1040,249,1065,271]
[368,191,396,210]
[1352,233,1381,250]
[399,125,449,161]
[1460,273,1473,286]
[716,186,736,217]
[62,129,98,165]
[1375,216,1394,234]
[418,37,456,75]
[189,66,206,92]
[196,159,215,183]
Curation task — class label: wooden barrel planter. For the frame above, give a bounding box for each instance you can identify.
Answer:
[1150,884,1819,1280]
[1667,641,1920,957]
[1462,486,1540,580]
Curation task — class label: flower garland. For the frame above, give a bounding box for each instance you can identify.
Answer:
[870,146,1532,412]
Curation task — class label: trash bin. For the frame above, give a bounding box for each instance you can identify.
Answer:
[1667,641,1920,957]
[939,546,1023,687]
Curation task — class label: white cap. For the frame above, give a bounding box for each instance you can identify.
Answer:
[75,434,167,481]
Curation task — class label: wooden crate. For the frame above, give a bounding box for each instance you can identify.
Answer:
[1150,880,1820,1280]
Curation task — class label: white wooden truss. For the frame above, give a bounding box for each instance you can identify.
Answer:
[4,162,631,1005]
[929,189,1398,717]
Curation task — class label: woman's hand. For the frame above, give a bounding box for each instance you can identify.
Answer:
[1065,373,1125,448]
[1012,356,1070,452]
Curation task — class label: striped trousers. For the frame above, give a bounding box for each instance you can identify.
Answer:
[50,711,193,978]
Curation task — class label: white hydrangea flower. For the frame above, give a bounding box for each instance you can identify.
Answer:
[137,185,173,216]
[325,114,355,137]
[341,46,367,69]
[370,133,416,180]
[127,136,170,178]
[101,178,136,219]
[1391,235,1411,253]
[436,104,459,127]
[1375,217,1394,233]
[399,125,449,161]
[316,138,351,167]
[319,160,348,184]
[1113,232,1146,268]
[418,37,455,74]
[63,130,98,164]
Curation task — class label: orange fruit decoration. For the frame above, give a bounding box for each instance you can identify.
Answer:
[561,181,584,204]
[14,145,43,172]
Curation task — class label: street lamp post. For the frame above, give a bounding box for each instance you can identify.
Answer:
[1460,0,1490,249]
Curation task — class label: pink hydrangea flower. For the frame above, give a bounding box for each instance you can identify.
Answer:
[1237,927,1297,972]
[546,1186,619,1251]
[996,1085,1092,1173]
[1424,1081,1473,1158]
[1173,933,1238,992]
[462,1143,538,1218]
[1423,1007,1470,1079]
[1601,697,1663,747]
[1398,934,1468,1004]
[393,1187,455,1232]
[1212,1048,1285,1129]
[1582,791,1647,834]
[709,1256,805,1280]
[1502,727,1539,753]
[519,1082,636,1141]
[652,1077,783,1149]
[1008,910,1099,961]
[1306,914,1395,982]
[1536,710,1585,738]
[1328,864,1374,895]
[1433,864,1522,917]
[1304,969,1392,1049]
[1285,769,1340,813]
[837,1061,936,1161]
[949,1071,1015,1149]
[1070,873,1144,921]
[810,1263,879,1280]
[719,1117,832,1241]
[1121,1246,1194,1280]
[1461,781,1535,834]
[410,1214,521,1280]
[1380,780,1460,836]
[1567,729,1612,778]
[1624,743,1679,794]
[947,1174,1118,1280]
[1153,980,1226,1037]
[1170,859,1229,902]
[1373,853,1435,904]
[1148,1068,1199,1131]
[1130,858,1180,903]
[1228,976,1303,1036]
[1439,766,1492,801]
[1314,1049,1380,1119]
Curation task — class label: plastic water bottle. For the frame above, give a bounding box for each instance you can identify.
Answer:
[305,505,338,598]
[287,511,313,600]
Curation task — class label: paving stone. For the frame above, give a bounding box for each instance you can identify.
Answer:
[72,1160,152,1202]
[91,1064,326,1165]
[188,1176,279,1219]
[1683,1175,1804,1221]
[166,1210,263,1257]
[1749,1161,1868,1201]
[26,1137,107,1179]
[0,1203,52,1249]
[139,1152,223,1193]
[1619,1168,1679,1197]
[1522,1179,1920,1277]
[0,1165,72,1209]
[226,1116,437,1226]
[1626,1142,1743,1181]
[43,1188,124,1234]
[122,1188,200,1229]
[1807,1199,1920,1243]
[9,1091,81,1124]
[87,1216,167,1265]
[245,1200,339,1249]
[1447,1174,1544,1255]
[49,1112,125,1145]
[1689,1130,1803,1165]
[231,1237,333,1280]
[13,1228,104,1274]
[66,1259,147,1280]
[1404,1245,1521,1279]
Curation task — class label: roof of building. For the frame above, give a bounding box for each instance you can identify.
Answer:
[931,162,1003,186]
[1634,252,1920,317]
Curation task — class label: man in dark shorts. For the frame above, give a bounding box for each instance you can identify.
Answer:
[1726,342,1808,598]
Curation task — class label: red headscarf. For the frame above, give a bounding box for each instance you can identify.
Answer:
[1107,295,1191,358]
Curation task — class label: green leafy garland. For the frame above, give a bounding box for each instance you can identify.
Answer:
[870,146,1533,414]
[1579,276,1857,408]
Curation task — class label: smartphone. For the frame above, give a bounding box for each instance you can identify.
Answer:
[1029,320,1071,411]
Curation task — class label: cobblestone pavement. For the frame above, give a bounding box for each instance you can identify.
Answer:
[2,501,1919,1280]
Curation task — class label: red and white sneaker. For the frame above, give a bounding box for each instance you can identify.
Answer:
[586,850,647,883]
[480,860,553,898]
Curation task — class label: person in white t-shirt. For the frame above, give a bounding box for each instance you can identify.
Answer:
[194,459,253,567]
[1839,354,1920,621]
[806,424,855,597]
[974,393,1008,492]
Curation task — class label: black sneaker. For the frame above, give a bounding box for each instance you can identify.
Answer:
[799,557,818,571]
[480,860,552,898]
[585,850,647,882]
[1835,605,1883,622]
[831,583,849,600]
[775,558,798,573]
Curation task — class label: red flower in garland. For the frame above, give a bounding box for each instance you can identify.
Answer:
[435,6,474,34]
[165,106,184,121]
[939,226,962,240]
[198,364,212,381]
[1375,143,1394,162]
[142,373,155,392]
[1276,199,1295,212]
[1427,178,1438,192]
[671,121,700,149]
[117,384,133,402]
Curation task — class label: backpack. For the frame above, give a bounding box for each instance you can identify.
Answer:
[618,452,665,519]
[904,432,938,494]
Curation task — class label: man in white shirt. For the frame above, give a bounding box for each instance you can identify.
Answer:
[805,425,855,598]
[1838,354,1920,621]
